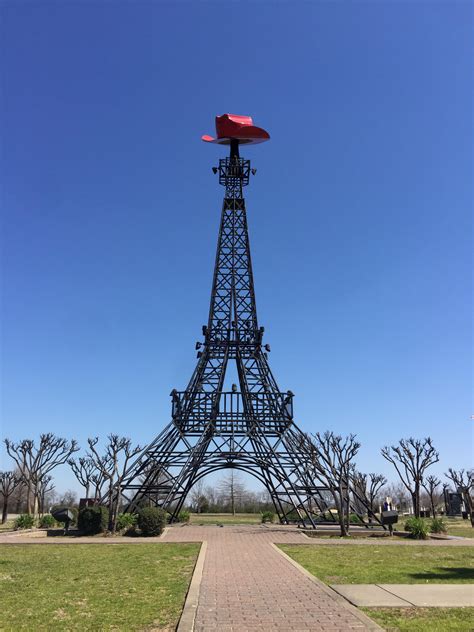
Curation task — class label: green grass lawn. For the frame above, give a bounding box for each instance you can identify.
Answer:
[431,517,474,539]
[189,512,261,525]
[0,543,200,631]
[278,544,474,584]
[362,607,474,632]
[448,527,474,539]
[0,520,15,532]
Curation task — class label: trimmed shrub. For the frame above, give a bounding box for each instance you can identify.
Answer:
[69,507,79,525]
[430,517,447,534]
[116,512,137,532]
[349,513,363,524]
[404,516,429,539]
[177,510,190,523]
[261,511,275,524]
[137,507,166,537]
[14,514,35,530]
[78,506,108,535]
[39,514,56,528]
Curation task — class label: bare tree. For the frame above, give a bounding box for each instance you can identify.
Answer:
[91,466,109,500]
[445,469,474,527]
[9,471,26,514]
[299,432,360,536]
[87,435,142,531]
[37,475,55,516]
[69,457,96,498]
[4,434,79,515]
[189,479,207,513]
[381,437,439,518]
[422,474,441,518]
[58,490,78,506]
[217,471,247,515]
[204,484,217,510]
[0,472,21,524]
[4,439,35,514]
[352,471,387,520]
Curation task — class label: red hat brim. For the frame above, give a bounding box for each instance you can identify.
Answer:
[202,125,270,145]
[202,136,269,145]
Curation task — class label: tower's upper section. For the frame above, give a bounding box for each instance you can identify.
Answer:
[203,114,269,197]
[202,114,270,146]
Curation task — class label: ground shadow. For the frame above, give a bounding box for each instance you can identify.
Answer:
[46,528,80,537]
[408,567,474,581]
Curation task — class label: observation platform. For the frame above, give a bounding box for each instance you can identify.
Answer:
[170,390,293,434]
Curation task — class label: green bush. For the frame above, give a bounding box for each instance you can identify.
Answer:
[349,513,363,524]
[116,512,137,532]
[314,512,335,523]
[38,514,56,528]
[261,511,275,524]
[69,506,79,525]
[14,514,35,530]
[430,517,447,534]
[404,516,429,539]
[137,507,166,536]
[78,506,108,535]
[177,510,190,523]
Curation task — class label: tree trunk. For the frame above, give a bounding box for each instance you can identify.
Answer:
[345,492,350,534]
[462,493,474,527]
[26,485,33,515]
[334,494,348,537]
[430,495,436,518]
[107,483,114,532]
[2,499,8,524]
[111,485,121,532]
[32,491,39,517]
[412,485,420,518]
[338,507,348,536]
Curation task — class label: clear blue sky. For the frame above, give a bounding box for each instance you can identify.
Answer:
[1,2,472,495]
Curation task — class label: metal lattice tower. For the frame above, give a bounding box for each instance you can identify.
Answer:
[117,121,360,527]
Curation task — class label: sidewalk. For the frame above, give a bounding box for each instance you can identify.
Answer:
[330,584,474,607]
[164,524,381,631]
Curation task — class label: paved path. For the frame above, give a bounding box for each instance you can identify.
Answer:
[163,525,380,631]
[1,524,472,546]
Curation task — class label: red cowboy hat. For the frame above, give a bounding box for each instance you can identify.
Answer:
[202,114,270,145]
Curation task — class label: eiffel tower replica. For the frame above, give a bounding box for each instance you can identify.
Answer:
[118,115,346,527]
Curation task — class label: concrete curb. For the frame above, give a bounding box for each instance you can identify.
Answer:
[1,528,36,536]
[176,541,207,632]
[271,543,384,631]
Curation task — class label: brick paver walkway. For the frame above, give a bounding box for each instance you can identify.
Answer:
[163,525,377,631]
